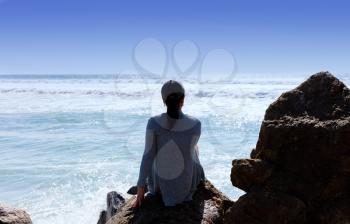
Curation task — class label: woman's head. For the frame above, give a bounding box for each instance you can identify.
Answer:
[161,80,185,118]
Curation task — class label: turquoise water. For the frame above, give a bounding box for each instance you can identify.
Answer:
[1,74,348,223]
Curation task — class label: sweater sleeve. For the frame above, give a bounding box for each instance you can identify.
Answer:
[193,121,202,159]
[136,118,157,187]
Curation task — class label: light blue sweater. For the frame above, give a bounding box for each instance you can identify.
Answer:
[137,112,205,206]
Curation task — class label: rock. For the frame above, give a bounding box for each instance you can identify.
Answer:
[97,211,107,224]
[106,180,232,224]
[230,159,274,192]
[0,203,32,224]
[308,198,350,224]
[228,72,350,223]
[224,191,306,224]
[106,192,125,221]
[264,72,350,120]
[97,192,125,224]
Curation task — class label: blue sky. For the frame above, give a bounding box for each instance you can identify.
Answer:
[0,0,349,75]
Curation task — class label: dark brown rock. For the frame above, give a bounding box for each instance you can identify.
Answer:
[230,159,273,192]
[106,180,232,224]
[264,71,350,120]
[224,191,306,224]
[0,203,32,224]
[227,72,350,224]
[308,198,350,224]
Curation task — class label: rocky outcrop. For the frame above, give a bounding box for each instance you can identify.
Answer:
[227,72,350,224]
[99,180,232,224]
[0,203,32,224]
[97,192,125,224]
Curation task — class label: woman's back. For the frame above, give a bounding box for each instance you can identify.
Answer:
[134,80,205,207]
[147,112,204,206]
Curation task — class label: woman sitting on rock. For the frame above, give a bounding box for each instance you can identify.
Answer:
[132,80,205,207]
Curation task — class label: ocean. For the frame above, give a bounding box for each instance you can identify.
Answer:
[1,74,348,224]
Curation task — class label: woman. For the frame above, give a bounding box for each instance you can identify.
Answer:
[132,80,205,207]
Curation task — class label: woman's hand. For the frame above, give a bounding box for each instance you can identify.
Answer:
[131,187,145,208]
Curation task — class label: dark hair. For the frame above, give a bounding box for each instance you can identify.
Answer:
[165,92,185,119]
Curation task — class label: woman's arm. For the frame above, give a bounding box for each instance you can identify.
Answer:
[133,118,157,207]
[132,187,145,208]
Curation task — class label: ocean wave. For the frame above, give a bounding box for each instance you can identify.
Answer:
[0,87,280,99]
[0,88,148,97]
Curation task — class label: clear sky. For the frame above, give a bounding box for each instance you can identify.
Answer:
[0,0,349,76]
